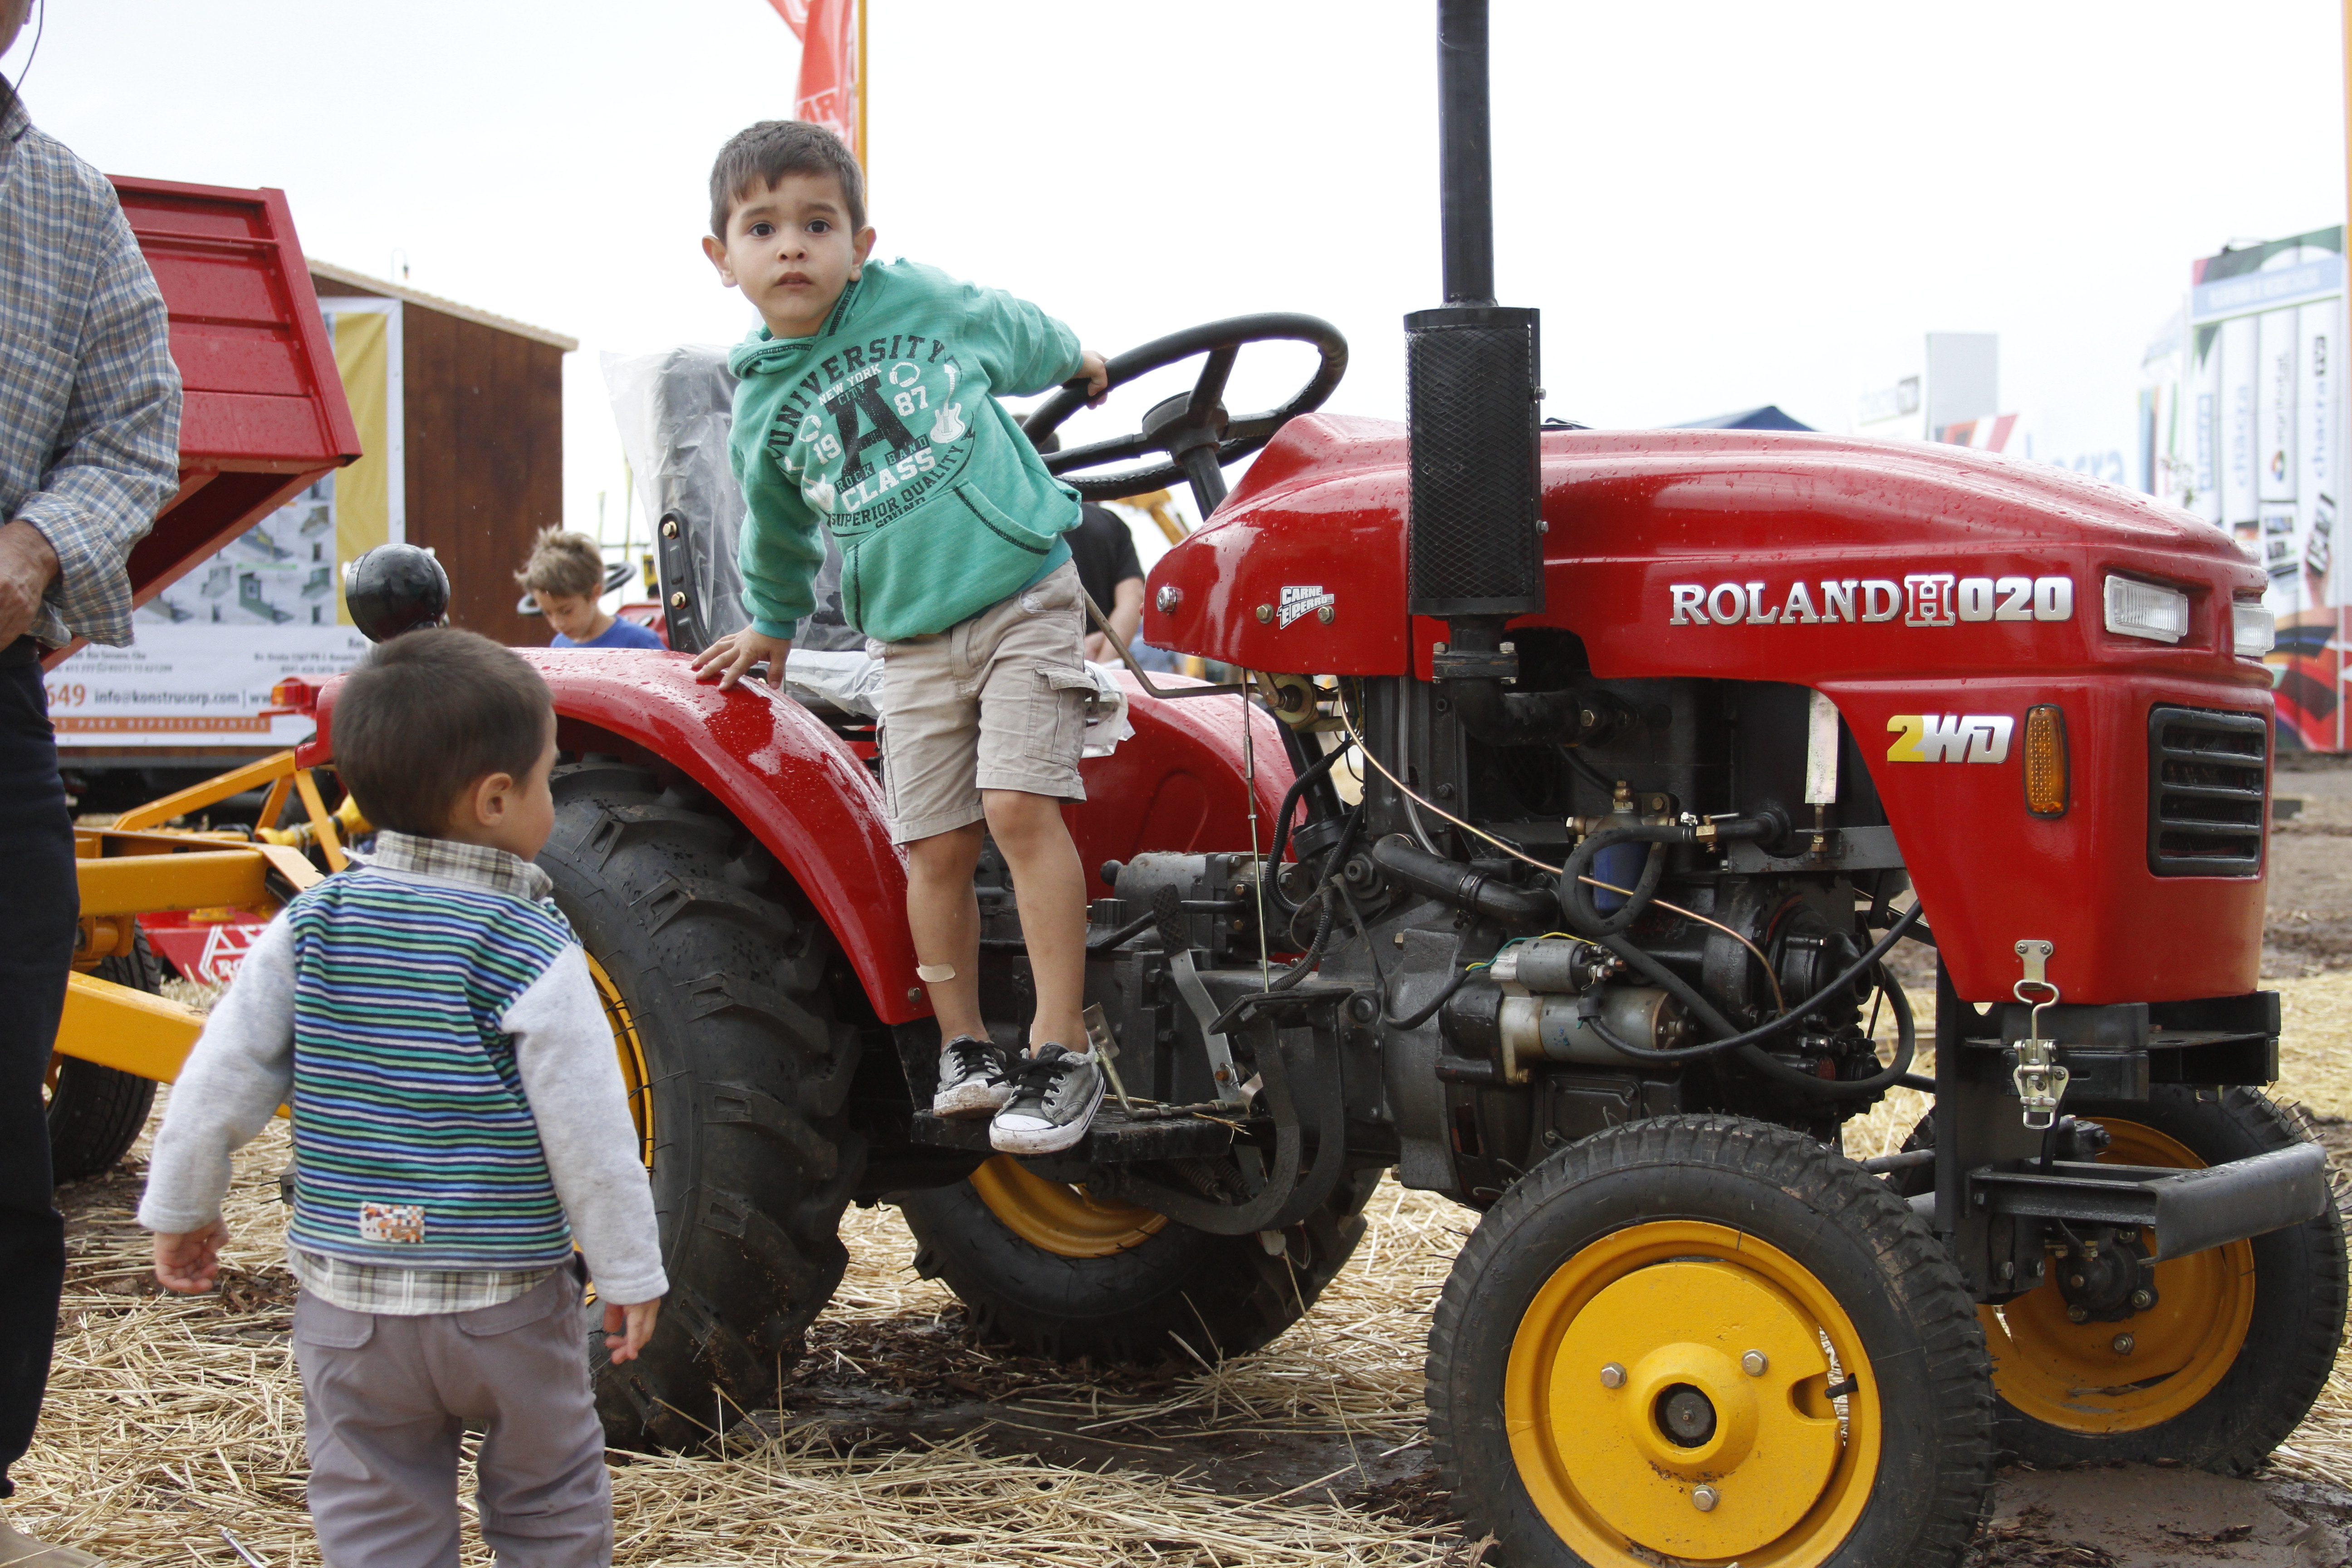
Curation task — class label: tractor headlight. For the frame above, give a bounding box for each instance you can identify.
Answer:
[2104,575,2190,644]
[2232,600,2276,660]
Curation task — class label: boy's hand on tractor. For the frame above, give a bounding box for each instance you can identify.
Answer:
[690,628,790,691]
[1080,348,1111,407]
[602,1298,661,1363]
[152,1220,229,1294]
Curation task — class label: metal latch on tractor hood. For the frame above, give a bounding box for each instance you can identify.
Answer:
[2011,939,2069,1131]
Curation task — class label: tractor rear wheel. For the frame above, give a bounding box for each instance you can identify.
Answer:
[897,1160,1380,1363]
[1430,1116,1993,1568]
[49,931,164,1181]
[1954,1088,2347,1471]
[539,760,863,1449]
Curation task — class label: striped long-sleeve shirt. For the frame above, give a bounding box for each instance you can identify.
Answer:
[138,833,668,1313]
[0,88,181,650]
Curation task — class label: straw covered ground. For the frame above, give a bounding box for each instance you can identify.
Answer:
[25,969,2352,1565]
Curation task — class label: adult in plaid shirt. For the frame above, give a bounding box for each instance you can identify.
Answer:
[0,0,184,1559]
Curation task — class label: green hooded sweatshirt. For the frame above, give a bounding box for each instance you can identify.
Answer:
[727,260,1086,643]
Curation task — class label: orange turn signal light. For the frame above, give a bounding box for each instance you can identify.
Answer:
[2023,704,2068,818]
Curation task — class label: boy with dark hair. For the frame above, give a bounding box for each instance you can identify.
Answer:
[139,627,665,1568]
[690,119,1112,1154]
[515,526,662,650]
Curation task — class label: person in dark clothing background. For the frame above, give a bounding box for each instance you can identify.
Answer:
[1066,502,1145,664]
[0,3,184,1558]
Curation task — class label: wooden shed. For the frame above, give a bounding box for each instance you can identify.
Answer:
[307,261,574,644]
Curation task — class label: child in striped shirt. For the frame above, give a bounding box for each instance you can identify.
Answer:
[139,628,664,1568]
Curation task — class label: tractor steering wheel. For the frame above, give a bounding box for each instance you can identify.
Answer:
[1022,313,1348,518]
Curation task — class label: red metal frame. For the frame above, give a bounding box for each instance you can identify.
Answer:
[50,178,363,669]
[1145,416,2272,1007]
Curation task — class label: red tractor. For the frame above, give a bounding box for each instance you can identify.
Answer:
[277,6,2343,1563]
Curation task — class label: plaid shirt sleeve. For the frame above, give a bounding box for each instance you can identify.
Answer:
[14,204,181,650]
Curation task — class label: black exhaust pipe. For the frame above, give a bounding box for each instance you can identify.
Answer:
[1409,0,1545,678]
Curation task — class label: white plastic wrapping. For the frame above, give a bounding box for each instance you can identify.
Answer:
[601,345,862,652]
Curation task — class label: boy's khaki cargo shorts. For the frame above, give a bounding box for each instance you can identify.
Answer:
[875,561,1097,844]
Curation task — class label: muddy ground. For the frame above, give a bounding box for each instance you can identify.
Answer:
[2265,754,2352,977]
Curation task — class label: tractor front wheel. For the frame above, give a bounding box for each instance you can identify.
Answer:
[1969,1088,2347,1471]
[1430,1116,1994,1568]
[539,760,864,1449]
[897,1160,1380,1364]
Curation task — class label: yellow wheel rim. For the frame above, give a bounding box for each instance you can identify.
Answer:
[587,955,655,1169]
[1983,1119,2253,1434]
[970,1154,1168,1259]
[1505,1220,1880,1567]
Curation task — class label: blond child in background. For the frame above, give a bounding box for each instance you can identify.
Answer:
[515,526,662,650]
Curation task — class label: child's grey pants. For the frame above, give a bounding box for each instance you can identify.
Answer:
[291,1266,611,1568]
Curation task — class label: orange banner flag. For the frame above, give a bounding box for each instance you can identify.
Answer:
[764,0,862,160]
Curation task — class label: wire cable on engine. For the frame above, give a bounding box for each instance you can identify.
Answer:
[1333,691,1784,1012]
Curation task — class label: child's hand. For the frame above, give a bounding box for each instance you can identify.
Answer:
[691,628,791,691]
[153,1220,229,1294]
[1080,348,1111,407]
[603,1297,661,1364]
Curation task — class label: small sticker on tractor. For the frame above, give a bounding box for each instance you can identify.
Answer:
[1278,584,1335,627]
[1886,714,2014,764]
[358,1203,426,1244]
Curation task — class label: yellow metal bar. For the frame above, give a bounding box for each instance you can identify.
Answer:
[256,770,294,833]
[113,751,298,833]
[856,0,868,168]
[294,769,348,872]
[57,972,204,1083]
[253,842,324,895]
[76,848,274,918]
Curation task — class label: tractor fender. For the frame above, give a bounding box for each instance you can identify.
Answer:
[515,651,926,1023]
[293,656,1295,1027]
[1069,672,1296,885]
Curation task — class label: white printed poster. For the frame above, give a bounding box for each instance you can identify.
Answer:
[2146,229,2349,748]
[2222,313,2261,530]
[2303,299,2336,607]
[2261,308,2300,503]
[2194,324,2222,523]
[50,297,401,750]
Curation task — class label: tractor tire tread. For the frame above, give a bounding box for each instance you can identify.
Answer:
[1427,1114,1993,1568]
[898,1167,1382,1367]
[539,763,861,1449]
[51,931,166,1182]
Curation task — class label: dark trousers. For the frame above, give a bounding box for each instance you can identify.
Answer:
[0,642,72,1498]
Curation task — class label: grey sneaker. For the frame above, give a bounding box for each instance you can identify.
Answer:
[989,1044,1104,1155]
[933,1035,1011,1118]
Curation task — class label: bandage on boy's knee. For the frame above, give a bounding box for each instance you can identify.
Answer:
[916,964,957,983]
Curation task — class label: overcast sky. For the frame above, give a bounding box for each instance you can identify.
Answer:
[17,1,2348,552]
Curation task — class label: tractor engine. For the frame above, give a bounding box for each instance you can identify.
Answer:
[1083,661,1920,1211]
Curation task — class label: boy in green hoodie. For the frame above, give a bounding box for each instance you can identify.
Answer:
[691,121,1112,1156]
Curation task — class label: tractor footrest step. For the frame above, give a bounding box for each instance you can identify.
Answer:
[908,1101,1237,1163]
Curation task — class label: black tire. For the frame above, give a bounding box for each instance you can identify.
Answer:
[898,1165,1382,1363]
[1939,1087,2348,1473]
[538,760,863,1449]
[1430,1116,1994,1568]
[50,931,164,1181]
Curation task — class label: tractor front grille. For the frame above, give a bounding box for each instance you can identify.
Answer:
[2146,705,2268,877]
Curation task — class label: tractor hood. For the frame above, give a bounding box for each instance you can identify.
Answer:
[1142,413,2266,685]
[48,178,361,664]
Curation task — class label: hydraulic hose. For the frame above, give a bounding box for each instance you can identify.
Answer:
[1387,929,1478,1029]
[1265,802,1363,992]
[1370,836,1560,932]
[1267,739,1348,881]
[1583,905,1922,1087]
[1557,825,1679,937]
[1591,953,1916,1101]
